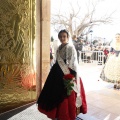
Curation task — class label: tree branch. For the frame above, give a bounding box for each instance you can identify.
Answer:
[51,0,114,36]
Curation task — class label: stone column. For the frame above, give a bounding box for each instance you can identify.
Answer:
[36,0,51,99]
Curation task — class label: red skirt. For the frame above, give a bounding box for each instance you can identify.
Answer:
[38,78,87,120]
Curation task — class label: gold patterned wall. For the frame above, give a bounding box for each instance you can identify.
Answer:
[0,0,36,113]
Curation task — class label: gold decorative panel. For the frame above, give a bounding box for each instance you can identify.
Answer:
[0,0,36,113]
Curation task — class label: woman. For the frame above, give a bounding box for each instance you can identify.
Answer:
[37,30,87,120]
[103,33,120,89]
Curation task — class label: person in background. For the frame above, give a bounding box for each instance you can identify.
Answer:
[79,39,84,51]
[72,35,82,63]
[103,47,109,64]
[103,33,120,89]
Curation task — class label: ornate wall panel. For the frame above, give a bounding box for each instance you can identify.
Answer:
[0,0,36,113]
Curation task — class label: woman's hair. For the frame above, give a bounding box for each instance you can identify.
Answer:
[116,33,120,36]
[58,29,69,38]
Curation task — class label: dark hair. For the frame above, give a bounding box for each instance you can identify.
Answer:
[58,29,69,38]
[116,33,120,36]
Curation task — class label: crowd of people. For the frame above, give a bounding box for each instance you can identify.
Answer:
[50,34,111,65]
[72,33,120,89]
[71,33,120,90]
[71,35,110,64]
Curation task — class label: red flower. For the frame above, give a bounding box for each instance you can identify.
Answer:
[63,74,75,96]
[63,74,74,80]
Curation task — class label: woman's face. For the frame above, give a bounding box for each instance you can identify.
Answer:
[115,34,120,42]
[59,32,68,44]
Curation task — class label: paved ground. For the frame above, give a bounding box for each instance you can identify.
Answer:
[79,64,120,120]
[1,64,120,120]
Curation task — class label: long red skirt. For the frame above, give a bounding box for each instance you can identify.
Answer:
[38,78,87,120]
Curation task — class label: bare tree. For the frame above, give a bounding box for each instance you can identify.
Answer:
[51,0,114,37]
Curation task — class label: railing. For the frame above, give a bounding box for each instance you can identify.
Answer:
[79,51,105,65]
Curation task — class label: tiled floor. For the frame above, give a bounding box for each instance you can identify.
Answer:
[7,104,51,120]
[79,64,120,120]
[2,64,120,120]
